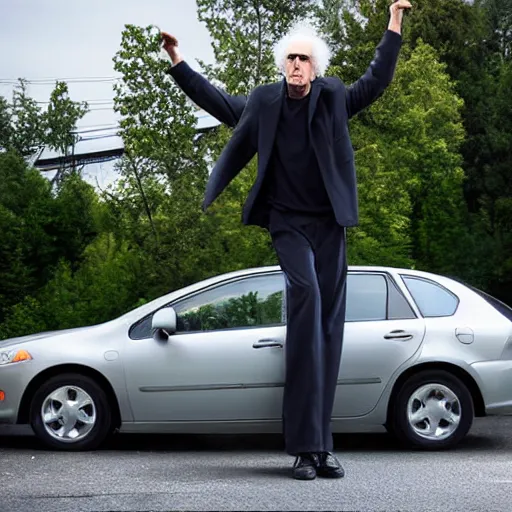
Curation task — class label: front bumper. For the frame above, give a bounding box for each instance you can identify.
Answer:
[471,360,512,415]
[0,361,33,424]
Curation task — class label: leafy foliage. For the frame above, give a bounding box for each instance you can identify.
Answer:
[196,0,315,92]
[2,0,512,340]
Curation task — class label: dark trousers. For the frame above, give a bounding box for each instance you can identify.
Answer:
[268,208,348,456]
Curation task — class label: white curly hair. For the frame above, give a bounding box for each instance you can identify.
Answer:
[273,22,331,78]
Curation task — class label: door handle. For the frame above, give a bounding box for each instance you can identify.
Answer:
[383,330,414,341]
[253,339,283,349]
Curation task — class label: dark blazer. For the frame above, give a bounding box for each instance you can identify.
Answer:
[169,29,402,229]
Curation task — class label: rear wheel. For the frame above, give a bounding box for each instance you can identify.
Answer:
[30,373,112,451]
[388,370,474,450]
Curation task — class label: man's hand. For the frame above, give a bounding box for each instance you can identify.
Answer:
[161,31,183,66]
[388,0,412,34]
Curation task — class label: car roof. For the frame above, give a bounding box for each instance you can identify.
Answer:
[219,265,452,282]
[119,265,456,324]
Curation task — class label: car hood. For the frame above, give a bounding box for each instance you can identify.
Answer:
[0,326,95,349]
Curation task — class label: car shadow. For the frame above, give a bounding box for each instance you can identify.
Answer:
[0,425,506,453]
[102,431,506,453]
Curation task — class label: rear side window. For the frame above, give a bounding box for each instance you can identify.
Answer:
[402,276,459,317]
[346,274,387,321]
[346,273,416,322]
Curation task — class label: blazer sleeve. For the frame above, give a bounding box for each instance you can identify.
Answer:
[345,30,402,119]
[168,61,246,128]
[202,90,259,211]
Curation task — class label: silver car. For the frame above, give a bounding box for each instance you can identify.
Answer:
[1,265,511,451]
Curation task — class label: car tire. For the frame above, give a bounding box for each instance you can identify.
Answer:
[30,373,112,451]
[388,369,474,450]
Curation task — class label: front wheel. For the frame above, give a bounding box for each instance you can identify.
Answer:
[30,373,113,451]
[388,370,474,450]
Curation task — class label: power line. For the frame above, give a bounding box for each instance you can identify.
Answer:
[0,75,119,80]
[75,123,119,129]
[79,134,120,142]
[0,77,121,85]
[37,99,114,105]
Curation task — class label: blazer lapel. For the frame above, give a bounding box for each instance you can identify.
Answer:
[308,78,324,126]
[257,80,285,178]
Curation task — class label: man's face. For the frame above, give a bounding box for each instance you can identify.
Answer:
[284,40,315,88]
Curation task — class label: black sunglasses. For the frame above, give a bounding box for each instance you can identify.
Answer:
[287,53,311,62]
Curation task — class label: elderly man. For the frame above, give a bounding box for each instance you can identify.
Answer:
[162,0,411,480]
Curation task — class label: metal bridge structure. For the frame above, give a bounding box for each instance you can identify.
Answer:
[33,110,220,172]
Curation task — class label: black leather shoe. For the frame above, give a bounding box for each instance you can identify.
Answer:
[292,453,318,480]
[316,452,345,478]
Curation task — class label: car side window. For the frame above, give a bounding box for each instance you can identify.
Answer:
[346,274,387,322]
[388,279,417,320]
[174,273,286,332]
[402,276,459,317]
[129,273,286,339]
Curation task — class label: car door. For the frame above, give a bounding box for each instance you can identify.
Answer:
[124,271,286,422]
[333,272,426,417]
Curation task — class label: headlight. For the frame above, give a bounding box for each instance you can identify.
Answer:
[0,349,32,366]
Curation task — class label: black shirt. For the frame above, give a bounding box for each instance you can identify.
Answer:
[264,92,332,216]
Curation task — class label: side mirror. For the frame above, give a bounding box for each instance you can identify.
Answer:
[151,307,177,342]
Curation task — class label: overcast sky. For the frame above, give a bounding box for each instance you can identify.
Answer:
[0,0,213,114]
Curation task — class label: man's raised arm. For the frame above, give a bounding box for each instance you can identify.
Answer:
[161,32,247,128]
[345,0,411,119]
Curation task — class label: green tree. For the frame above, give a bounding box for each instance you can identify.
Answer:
[9,80,45,157]
[111,23,213,297]
[43,82,88,182]
[110,17,283,298]
[196,0,314,93]
[0,75,99,334]
[0,152,99,326]
[113,24,198,173]
[0,152,54,320]
[0,97,13,148]
[329,40,467,272]
[0,234,145,339]
[1,80,88,165]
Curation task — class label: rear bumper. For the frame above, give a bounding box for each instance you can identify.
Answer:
[471,360,512,415]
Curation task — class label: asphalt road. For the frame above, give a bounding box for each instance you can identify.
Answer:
[1,417,511,512]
